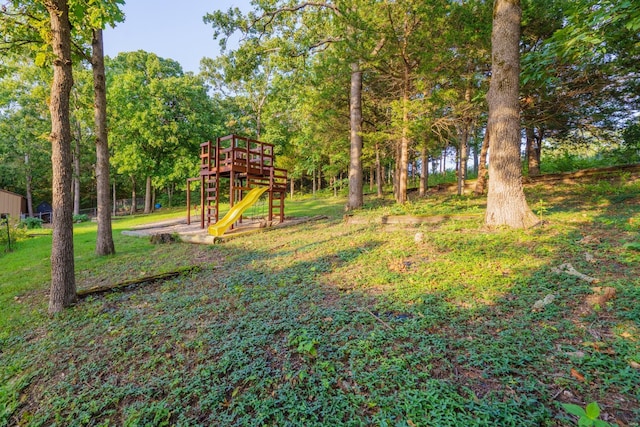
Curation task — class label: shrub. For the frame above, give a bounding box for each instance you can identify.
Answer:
[0,223,26,249]
[18,217,43,229]
[73,214,90,223]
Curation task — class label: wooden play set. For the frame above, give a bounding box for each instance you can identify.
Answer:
[187,134,287,236]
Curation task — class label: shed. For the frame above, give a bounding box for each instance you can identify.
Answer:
[0,189,27,221]
[36,201,53,223]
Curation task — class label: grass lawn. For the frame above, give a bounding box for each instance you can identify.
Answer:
[1,182,639,426]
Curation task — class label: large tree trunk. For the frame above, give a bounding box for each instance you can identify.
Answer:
[347,62,363,210]
[474,128,490,195]
[46,0,76,314]
[485,0,538,229]
[397,69,410,204]
[144,176,152,214]
[92,29,115,256]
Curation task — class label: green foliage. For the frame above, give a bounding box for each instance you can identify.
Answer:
[2,182,639,425]
[18,217,42,229]
[287,329,319,358]
[562,402,613,427]
[72,214,89,223]
[533,199,550,221]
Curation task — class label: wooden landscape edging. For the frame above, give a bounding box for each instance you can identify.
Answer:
[344,214,481,226]
[523,163,640,185]
[432,163,640,194]
[76,265,202,298]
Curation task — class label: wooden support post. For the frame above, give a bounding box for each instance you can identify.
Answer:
[186,179,191,225]
[200,174,205,228]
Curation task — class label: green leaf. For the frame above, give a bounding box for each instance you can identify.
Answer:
[585,402,600,420]
[563,403,587,418]
[578,418,594,427]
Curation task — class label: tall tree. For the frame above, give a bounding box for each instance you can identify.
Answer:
[45,0,76,313]
[92,29,114,255]
[484,0,538,229]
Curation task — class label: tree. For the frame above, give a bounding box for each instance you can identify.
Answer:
[205,1,378,210]
[0,60,52,212]
[45,0,77,313]
[92,29,114,255]
[484,0,538,229]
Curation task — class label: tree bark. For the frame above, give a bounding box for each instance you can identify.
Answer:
[457,125,469,196]
[92,29,115,255]
[130,176,136,215]
[526,126,541,176]
[347,62,363,210]
[312,168,317,195]
[72,136,80,216]
[375,144,383,197]
[290,177,294,199]
[474,128,490,195]
[144,175,152,213]
[397,69,410,204]
[25,154,34,217]
[419,145,428,197]
[46,0,76,314]
[485,0,538,229]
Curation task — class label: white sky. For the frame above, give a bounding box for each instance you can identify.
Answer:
[103,0,251,73]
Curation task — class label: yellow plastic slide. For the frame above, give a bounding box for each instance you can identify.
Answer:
[208,186,269,237]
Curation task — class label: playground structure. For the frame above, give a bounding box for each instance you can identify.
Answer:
[187,134,287,236]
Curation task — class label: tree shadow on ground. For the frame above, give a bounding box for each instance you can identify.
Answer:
[7,193,640,426]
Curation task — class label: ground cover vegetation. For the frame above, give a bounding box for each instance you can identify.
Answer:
[1,177,639,426]
[2,0,639,310]
[0,0,638,423]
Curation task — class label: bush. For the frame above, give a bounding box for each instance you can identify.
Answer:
[0,223,26,248]
[73,214,90,223]
[18,217,43,229]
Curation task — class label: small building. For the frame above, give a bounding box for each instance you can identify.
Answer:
[36,201,53,223]
[0,189,27,221]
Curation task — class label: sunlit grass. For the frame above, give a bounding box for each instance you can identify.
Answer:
[1,181,639,426]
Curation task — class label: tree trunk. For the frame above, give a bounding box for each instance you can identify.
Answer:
[419,145,428,197]
[526,126,541,176]
[290,177,294,199]
[375,144,383,197]
[73,136,80,216]
[347,62,363,210]
[144,176,152,214]
[397,70,410,204]
[130,176,136,215]
[369,165,374,192]
[25,154,34,217]
[46,0,76,314]
[92,29,115,255]
[312,168,317,195]
[485,0,538,229]
[474,128,490,195]
[457,125,469,196]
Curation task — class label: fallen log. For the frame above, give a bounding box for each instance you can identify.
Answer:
[77,265,202,298]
